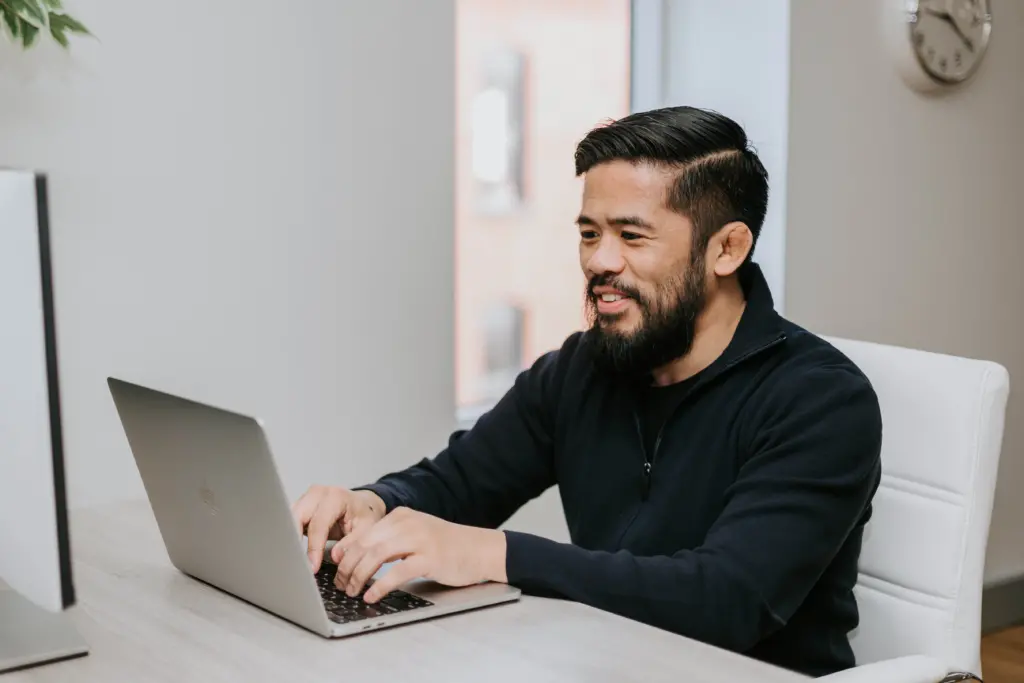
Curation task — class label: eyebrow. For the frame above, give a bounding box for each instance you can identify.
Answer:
[576,215,655,230]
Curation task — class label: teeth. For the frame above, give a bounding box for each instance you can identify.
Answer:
[601,294,623,302]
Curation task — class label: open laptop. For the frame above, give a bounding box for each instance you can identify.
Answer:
[106,377,521,638]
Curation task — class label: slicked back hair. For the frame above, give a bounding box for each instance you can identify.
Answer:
[574,106,769,261]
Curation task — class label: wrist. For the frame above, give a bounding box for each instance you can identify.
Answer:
[353,489,387,522]
[480,529,508,583]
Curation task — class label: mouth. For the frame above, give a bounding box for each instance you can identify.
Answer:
[593,291,634,316]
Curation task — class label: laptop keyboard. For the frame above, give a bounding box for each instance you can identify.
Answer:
[315,564,433,625]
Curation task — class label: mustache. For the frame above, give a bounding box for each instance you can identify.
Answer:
[587,274,644,302]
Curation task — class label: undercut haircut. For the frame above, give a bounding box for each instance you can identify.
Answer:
[574,106,769,260]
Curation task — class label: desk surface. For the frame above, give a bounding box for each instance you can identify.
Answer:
[7,502,806,683]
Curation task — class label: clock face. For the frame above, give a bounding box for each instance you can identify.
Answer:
[909,0,992,84]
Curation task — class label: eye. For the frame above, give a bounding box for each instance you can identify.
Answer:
[621,231,644,241]
[579,229,599,240]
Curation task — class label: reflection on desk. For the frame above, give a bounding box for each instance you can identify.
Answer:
[6,501,807,683]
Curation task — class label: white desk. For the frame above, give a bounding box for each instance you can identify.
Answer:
[6,502,807,682]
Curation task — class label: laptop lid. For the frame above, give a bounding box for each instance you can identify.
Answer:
[106,377,331,634]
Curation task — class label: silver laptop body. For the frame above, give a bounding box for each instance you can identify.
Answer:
[107,377,520,638]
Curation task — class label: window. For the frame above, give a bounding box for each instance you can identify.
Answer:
[480,302,527,399]
[455,0,632,421]
[470,49,525,215]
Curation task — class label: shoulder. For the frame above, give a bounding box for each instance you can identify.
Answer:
[513,330,591,399]
[772,319,878,397]
[746,321,883,459]
[526,330,596,378]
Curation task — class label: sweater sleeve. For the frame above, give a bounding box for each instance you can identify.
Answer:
[354,335,575,529]
[502,362,883,653]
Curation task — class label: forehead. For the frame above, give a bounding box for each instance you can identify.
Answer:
[580,160,675,214]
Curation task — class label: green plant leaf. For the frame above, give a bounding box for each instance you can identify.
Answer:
[2,7,21,38]
[49,11,87,35]
[21,18,38,47]
[7,0,47,29]
[48,23,66,46]
[1,0,89,48]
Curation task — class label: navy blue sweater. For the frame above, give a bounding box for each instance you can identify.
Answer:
[361,264,882,677]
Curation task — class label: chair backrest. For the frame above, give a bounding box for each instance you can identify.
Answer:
[825,336,1010,674]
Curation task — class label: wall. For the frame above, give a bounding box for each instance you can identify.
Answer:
[785,0,1024,584]
[661,0,791,312]
[0,0,456,510]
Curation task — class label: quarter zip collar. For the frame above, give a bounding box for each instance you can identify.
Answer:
[698,260,787,383]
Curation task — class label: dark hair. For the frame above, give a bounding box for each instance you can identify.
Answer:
[574,106,769,259]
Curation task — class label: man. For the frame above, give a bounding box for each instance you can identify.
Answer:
[292,106,882,677]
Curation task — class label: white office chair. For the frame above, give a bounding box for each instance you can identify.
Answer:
[817,337,1010,683]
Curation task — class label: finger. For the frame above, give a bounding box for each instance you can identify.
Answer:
[290,487,321,536]
[306,492,344,573]
[333,514,403,586]
[346,537,413,598]
[335,510,401,557]
[364,558,427,603]
[334,526,372,589]
[331,513,374,564]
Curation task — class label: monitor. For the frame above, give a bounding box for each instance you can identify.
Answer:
[0,168,88,672]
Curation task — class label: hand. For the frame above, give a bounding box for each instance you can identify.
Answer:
[291,485,387,572]
[330,507,507,603]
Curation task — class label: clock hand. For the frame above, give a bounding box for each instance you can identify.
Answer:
[922,6,975,52]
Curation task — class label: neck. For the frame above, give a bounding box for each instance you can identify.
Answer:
[649,275,746,387]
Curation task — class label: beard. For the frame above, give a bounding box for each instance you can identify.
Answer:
[585,253,708,378]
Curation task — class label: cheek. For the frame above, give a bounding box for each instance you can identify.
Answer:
[621,255,659,298]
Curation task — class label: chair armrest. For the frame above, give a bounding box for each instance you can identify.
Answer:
[817,656,950,683]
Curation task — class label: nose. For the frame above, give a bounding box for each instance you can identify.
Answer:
[585,235,626,276]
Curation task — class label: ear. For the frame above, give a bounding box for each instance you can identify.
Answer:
[708,221,753,277]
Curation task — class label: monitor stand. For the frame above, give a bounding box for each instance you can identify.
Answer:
[0,585,88,674]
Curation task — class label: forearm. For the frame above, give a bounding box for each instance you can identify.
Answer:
[502,531,779,652]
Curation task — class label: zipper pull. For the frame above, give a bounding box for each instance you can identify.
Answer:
[642,461,652,498]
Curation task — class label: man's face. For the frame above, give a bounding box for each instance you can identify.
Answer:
[577,160,708,376]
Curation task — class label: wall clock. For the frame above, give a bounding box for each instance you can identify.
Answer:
[884,0,993,92]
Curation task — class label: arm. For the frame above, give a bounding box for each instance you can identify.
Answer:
[500,363,882,653]
[355,335,575,529]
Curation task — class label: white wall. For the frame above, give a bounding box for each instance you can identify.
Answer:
[785,0,1024,584]
[0,0,457,510]
[661,0,791,312]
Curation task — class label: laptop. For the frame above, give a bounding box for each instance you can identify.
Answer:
[106,377,521,638]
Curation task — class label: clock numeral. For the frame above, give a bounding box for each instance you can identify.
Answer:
[939,56,948,71]
[913,30,925,48]
[927,46,936,60]
[954,50,963,67]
